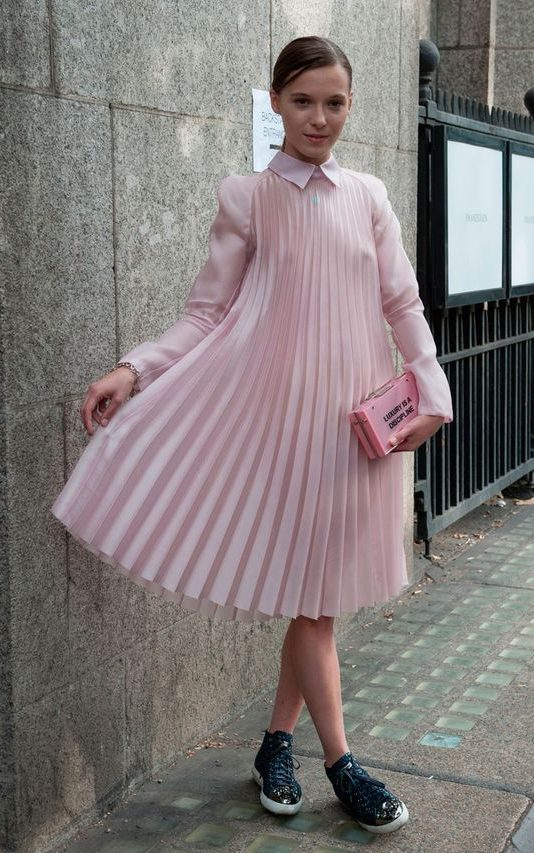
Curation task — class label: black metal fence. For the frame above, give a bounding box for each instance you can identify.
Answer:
[414,72,534,547]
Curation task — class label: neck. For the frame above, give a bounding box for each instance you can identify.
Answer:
[281,141,333,167]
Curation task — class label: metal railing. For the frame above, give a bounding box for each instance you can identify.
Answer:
[415,299,534,543]
[414,48,534,546]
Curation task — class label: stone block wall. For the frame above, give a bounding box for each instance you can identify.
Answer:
[0,2,422,849]
[492,0,534,113]
[424,0,534,114]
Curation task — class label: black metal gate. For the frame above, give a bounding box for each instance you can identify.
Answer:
[414,84,534,547]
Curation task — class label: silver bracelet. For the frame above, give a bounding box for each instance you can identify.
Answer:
[114,361,141,396]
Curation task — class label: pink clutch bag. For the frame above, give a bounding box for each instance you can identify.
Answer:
[348,371,419,459]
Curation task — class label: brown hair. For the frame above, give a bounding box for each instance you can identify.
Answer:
[271,36,352,92]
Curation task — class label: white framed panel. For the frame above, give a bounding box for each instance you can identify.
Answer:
[447,140,503,296]
[511,150,534,290]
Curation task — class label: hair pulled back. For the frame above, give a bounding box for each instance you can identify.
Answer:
[271,35,352,93]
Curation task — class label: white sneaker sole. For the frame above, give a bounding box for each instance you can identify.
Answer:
[358,801,410,834]
[252,765,303,815]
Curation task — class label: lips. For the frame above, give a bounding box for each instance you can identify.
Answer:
[305,134,328,141]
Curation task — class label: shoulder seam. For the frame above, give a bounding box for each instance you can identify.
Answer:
[346,170,380,213]
[217,172,267,255]
[341,169,387,225]
[342,169,383,205]
[219,171,269,206]
[248,172,270,248]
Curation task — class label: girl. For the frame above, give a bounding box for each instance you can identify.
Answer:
[51,36,453,835]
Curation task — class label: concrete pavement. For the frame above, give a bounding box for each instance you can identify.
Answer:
[55,498,534,853]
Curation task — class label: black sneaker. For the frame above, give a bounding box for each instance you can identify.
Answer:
[325,752,409,834]
[252,729,303,815]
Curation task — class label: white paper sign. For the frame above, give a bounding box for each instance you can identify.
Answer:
[447,140,503,295]
[252,88,284,172]
[511,152,534,288]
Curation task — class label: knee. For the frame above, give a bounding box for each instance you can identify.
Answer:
[292,614,335,634]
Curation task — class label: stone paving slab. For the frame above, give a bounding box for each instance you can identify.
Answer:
[221,583,534,795]
[59,749,527,852]
[56,506,534,852]
[506,803,534,852]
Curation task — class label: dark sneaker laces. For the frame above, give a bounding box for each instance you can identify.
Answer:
[338,761,386,793]
[254,730,302,809]
[325,752,406,830]
[264,738,301,791]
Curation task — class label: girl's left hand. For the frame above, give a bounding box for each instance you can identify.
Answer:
[388,415,445,453]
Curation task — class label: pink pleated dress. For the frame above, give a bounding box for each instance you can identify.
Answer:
[50,149,453,622]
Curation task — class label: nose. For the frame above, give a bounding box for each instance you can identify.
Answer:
[310,107,327,128]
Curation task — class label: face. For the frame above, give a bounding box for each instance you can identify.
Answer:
[269,63,352,165]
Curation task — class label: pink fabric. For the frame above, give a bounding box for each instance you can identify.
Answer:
[50,150,453,622]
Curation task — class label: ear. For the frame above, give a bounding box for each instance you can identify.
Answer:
[269,88,280,114]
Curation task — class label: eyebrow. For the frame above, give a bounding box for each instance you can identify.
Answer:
[291,92,347,99]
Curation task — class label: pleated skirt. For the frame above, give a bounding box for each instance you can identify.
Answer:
[51,176,409,621]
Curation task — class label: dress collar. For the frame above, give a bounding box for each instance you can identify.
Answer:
[267,149,342,188]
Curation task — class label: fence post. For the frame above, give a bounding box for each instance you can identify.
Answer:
[419,39,440,105]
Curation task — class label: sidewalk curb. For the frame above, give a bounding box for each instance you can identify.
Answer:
[504,803,534,852]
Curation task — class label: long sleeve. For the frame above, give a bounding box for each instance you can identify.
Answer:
[118,174,254,392]
[367,175,453,422]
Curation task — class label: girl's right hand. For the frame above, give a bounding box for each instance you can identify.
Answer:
[79,367,136,436]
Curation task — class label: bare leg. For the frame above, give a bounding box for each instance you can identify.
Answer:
[268,616,349,767]
[265,621,408,833]
[268,621,306,734]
